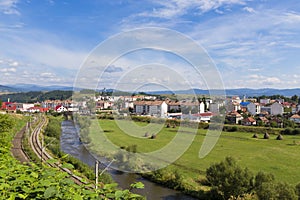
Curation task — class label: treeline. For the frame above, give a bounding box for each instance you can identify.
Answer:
[251,94,300,103]
[0,90,72,103]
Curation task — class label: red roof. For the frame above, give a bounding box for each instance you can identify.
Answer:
[244,117,256,123]
[193,112,214,117]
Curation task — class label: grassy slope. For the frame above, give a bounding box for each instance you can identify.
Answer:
[88,119,300,187]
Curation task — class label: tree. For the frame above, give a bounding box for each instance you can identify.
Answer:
[291,95,299,103]
[276,182,297,200]
[206,157,253,199]
[255,172,297,200]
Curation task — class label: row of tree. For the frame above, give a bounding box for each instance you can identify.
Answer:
[206,157,299,199]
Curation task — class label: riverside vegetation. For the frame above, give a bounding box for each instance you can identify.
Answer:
[0,113,144,200]
[81,115,300,199]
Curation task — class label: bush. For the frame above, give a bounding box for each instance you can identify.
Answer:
[292,128,300,135]
[282,128,293,135]
[206,157,253,199]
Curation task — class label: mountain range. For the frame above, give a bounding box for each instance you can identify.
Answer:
[1,84,300,97]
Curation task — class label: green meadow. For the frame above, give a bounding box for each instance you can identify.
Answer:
[87,119,300,188]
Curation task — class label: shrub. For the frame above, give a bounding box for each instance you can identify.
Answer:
[281,128,293,135]
[292,128,300,135]
[206,157,253,199]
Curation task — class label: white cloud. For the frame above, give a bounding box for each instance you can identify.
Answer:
[282,12,300,24]
[0,29,88,70]
[40,72,55,78]
[127,0,248,20]
[9,61,18,67]
[243,6,255,13]
[0,67,16,72]
[247,68,262,72]
[0,0,20,15]
[248,75,281,86]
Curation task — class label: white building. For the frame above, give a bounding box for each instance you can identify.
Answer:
[270,102,283,115]
[260,99,270,104]
[134,101,168,117]
[21,103,35,112]
[199,102,205,113]
[247,102,261,115]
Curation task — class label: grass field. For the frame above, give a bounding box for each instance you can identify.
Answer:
[87,119,300,188]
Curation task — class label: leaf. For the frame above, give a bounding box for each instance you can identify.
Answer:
[44,186,56,199]
[17,194,27,199]
[46,159,58,164]
[39,180,52,187]
[30,172,39,178]
[61,154,69,159]
[73,193,83,200]
[115,190,123,199]
[130,182,144,189]
[61,163,74,170]
[8,194,16,200]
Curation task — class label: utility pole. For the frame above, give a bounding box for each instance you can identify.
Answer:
[95,160,99,189]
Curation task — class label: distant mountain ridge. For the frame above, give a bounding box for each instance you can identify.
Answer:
[1,84,300,97]
[143,88,300,97]
[0,85,19,92]
[5,84,74,92]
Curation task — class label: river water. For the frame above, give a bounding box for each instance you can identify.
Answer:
[60,120,197,200]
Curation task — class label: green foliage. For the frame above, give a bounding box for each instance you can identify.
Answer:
[206,157,253,199]
[256,181,297,200]
[282,128,300,135]
[254,171,275,189]
[2,115,144,199]
[0,114,14,132]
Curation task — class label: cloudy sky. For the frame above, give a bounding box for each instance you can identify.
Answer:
[1,0,300,89]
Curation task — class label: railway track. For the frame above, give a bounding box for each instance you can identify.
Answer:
[27,115,89,186]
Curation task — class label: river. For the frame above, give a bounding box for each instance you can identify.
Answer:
[60,120,197,200]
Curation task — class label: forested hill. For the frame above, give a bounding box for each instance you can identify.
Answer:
[0,90,72,103]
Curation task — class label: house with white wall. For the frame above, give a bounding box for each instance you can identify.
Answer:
[270,102,283,115]
[247,102,261,115]
[290,114,300,124]
[134,101,168,117]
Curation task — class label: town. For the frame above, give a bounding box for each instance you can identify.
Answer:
[2,92,300,128]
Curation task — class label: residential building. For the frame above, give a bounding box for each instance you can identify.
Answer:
[270,102,283,115]
[191,112,214,122]
[134,100,168,117]
[260,99,270,104]
[166,100,181,113]
[55,105,68,113]
[290,114,300,124]
[242,117,256,126]
[226,111,243,124]
[247,102,261,115]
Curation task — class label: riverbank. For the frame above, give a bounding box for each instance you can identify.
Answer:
[61,119,197,199]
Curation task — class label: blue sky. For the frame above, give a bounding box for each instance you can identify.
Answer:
[1,0,300,89]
